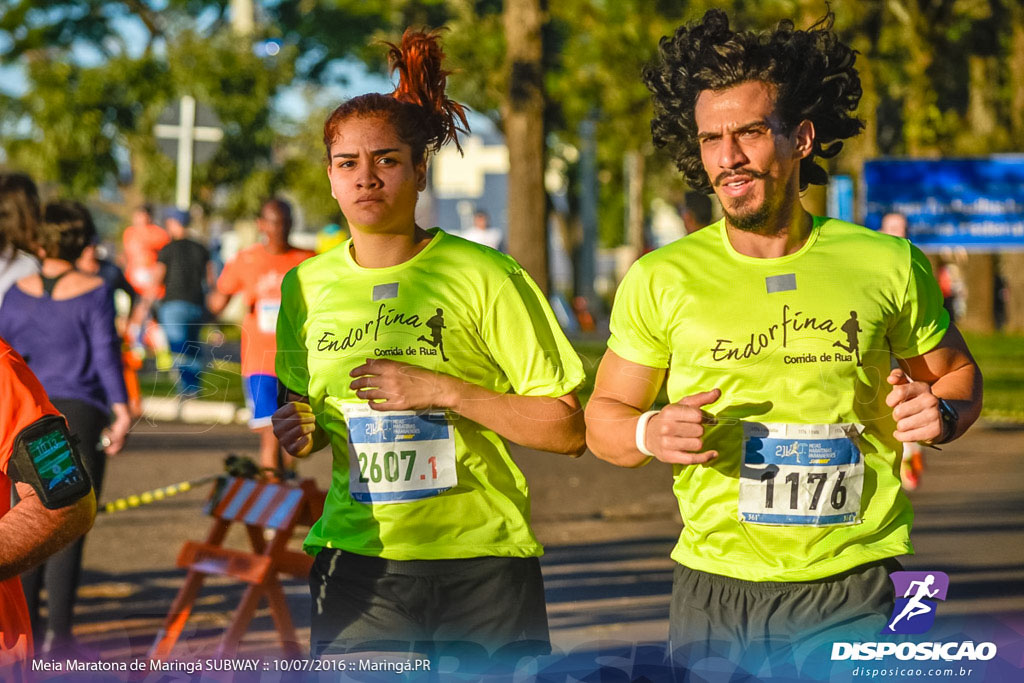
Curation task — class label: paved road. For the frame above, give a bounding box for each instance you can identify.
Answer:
[66,420,1022,662]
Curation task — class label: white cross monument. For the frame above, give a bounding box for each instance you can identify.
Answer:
[154,96,224,210]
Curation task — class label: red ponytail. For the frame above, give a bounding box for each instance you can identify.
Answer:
[323,29,470,161]
[386,29,469,154]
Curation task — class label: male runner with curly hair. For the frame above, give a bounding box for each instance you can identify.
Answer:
[585,9,982,668]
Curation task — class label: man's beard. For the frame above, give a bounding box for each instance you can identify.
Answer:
[723,198,774,234]
[714,170,780,235]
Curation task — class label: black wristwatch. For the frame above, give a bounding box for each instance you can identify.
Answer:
[936,398,959,444]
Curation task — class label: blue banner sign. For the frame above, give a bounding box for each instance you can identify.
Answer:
[863,158,1024,250]
[828,175,855,223]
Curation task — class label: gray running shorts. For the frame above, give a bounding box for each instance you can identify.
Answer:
[309,549,550,661]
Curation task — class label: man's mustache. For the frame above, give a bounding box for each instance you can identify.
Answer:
[714,169,769,185]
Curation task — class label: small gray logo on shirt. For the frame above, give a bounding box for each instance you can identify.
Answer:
[765,273,797,293]
[373,283,399,301]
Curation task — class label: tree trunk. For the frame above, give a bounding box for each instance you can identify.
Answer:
[845,37,879,223]
[1009,7,1024,147]
[624,149,645,262]
[503,0,549,293]
[1001,253,1024,334]
[851,46,879,162]
[575,115,598,311]
[955,54,998,334]
[966,56,997,143]
[897,2,937,158]
[960,253,996,334]
[230,0,254,36]
[1004,9,1024,332]
[119,148,148,226]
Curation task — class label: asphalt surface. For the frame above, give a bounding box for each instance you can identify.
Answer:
[55,419,1023,664]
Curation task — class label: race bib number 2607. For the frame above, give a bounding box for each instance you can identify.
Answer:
[342,403,457,504]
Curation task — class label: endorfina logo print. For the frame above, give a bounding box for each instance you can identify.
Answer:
[311,303,450,363]
[707,304,863,367]
[883,571,949,634]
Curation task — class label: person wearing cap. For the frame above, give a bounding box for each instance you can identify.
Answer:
[154,209,213,398]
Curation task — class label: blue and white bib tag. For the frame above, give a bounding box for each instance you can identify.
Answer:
[256,298,281,333]
[342,403,457,504]
[738,422,864,527]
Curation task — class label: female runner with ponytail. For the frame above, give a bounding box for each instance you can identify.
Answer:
[272,30,585,659]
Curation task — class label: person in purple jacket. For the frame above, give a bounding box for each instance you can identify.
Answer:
[0,199,130,656]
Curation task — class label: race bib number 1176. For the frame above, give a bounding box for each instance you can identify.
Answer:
[738,422,864,527]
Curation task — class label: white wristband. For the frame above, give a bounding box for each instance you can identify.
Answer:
[635,410,660,457]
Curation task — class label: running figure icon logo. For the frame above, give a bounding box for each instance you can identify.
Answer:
[883,571,949,634]
[832,310,862,366]
[417,308,449,362]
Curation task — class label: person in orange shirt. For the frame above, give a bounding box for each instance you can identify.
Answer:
[0,337,96,671]
[122,204,169,300]
[122,204,173,370]
[208,199,314,478]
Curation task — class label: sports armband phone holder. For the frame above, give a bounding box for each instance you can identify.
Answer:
[9,415,92,509]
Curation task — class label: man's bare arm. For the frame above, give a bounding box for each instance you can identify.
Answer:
[889,324,983,444]
[0,482,96,581]
[584,350,666,467]
[585,349,721,467]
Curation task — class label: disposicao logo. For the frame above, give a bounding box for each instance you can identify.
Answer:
[831,570,998,663]
[883,570,949,635]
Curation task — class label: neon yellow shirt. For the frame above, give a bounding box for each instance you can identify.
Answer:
[608,217,949,581]
[277,229,584,560]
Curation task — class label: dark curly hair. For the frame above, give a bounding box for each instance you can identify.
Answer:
[644,9,862,194]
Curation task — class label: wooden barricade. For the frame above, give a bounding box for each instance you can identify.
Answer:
[149,476,325,659]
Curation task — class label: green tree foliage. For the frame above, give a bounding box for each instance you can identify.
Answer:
[1,53,167,197]
[0,0,392,220]
[277,102,346,228]
[0,0,161,58]
[545,0,691,247]
[5,0,1024,253]
[442,1,505,122]
[166,30,297,217]
[265,0,452,80]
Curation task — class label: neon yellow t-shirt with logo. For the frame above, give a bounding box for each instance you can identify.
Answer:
[608,217,949,582]
[277,228,584,560]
